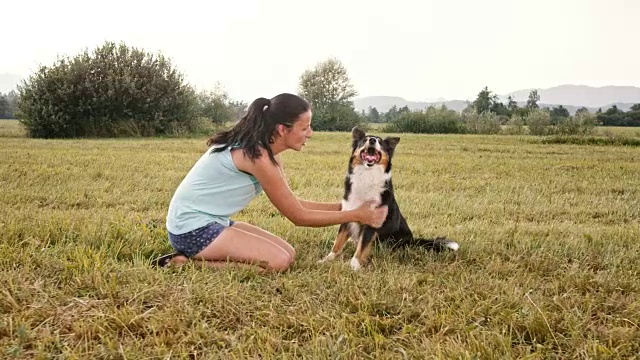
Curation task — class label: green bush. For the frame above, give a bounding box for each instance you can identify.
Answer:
[311,103,365,131]
[461,110,501,134]
[382,106,464,133]
[526,109,553,136]
[503,115,526,135]
[556,112,596,135]
[17,41,197,138]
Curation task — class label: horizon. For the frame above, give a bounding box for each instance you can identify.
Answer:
[2,71,638,105]
[2,0,639,103]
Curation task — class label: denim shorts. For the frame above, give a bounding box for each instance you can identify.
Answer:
[168,220,235,258]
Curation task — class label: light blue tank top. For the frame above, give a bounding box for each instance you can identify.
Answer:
[166,145,263,234]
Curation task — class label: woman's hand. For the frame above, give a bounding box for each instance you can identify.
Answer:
[355,200,388,228]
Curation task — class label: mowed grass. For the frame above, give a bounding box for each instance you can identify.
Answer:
[597,126,640,137]
[1,126,639,359]
[0,120,27,138]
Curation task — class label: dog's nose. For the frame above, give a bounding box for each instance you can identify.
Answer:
[368,138,377,145]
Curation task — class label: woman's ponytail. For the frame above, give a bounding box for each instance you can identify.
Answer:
[207,93,310,165]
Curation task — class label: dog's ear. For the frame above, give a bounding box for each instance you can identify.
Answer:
[351,126,366,142]
[384,137,400,151]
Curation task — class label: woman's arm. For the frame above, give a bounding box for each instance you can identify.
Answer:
[299,200,341,211]
[241,152,385,228]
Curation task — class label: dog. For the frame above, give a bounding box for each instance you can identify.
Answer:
[319,126,459,270]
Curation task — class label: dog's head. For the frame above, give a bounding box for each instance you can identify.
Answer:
[350,126,400,170]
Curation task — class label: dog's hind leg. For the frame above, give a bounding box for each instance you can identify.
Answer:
[350,227,378,271]
[319,223,351,263]
[382,216,414,249]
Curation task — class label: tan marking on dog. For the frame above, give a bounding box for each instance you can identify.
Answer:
[319,226,351,263]
[351,232,378,270]
[378,148,390,169]
[351,149,364,168]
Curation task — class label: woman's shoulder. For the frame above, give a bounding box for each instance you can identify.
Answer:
[234,146,282,174]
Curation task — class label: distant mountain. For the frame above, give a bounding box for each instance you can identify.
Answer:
[354,96,471,113]
[0,73,23,93]
[504,85,640,108]
[355,85,640,115]
[513,101,636,114]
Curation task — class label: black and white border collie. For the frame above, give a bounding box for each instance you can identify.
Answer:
[320,127,459,270]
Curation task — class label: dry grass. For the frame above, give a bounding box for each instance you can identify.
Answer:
[0,120,27,138]
[1,124,639,359]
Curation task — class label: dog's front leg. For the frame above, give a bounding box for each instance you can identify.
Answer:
[319,223,351,263]
[350,226,377,271]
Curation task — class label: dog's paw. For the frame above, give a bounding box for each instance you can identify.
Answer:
[434,237,460,252]
[318,252,337,263]
[349,257,361,271]
[446,241,460,251]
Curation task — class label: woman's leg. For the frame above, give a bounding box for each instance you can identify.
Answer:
[192,226,294,272]
[164,225,294,272]
[230,221,296,259]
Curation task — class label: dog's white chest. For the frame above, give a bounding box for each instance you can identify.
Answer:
[342,165,390,211]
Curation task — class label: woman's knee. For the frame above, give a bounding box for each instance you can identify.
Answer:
[266,251,295,272]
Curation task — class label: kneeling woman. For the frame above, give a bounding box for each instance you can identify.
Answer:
[154,93,388,272]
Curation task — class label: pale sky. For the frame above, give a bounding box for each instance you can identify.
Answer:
[3,0,639,102]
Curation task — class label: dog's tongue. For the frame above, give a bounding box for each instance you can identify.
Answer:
[364,153,378,163]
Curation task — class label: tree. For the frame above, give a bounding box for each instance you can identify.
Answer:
[630,103,640,112]
[490,101,510,117]
[298,57,362,131]
[0,91,19,119]
[526,108,552,135]
[384,105,399,122]
[526,90,540,109]
[298,57,357,109]
[575,107,590,115]
[596,104,640,126]
[604,105,622,115]
[550,105,570,124]
[0,95,9,118]
[195,86,235,124]
[507,96,518,113]
[17,41,198,138]
[367,106,381,123]
[471,86,510,118]
[472,86,496,114]
[229,100,248,122]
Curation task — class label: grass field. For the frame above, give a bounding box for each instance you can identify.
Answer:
[1,120,639,358]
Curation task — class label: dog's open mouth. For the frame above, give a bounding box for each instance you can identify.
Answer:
[360,148,381,166]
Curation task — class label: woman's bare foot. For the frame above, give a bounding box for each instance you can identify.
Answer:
[168,254,189,267]
[151,252,187,268]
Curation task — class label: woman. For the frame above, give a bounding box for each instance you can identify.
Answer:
[153,93,388,272]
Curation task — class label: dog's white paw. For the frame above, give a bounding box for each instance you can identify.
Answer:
[446,241,460,251]
[349,257,361,271]
[318,252,337,263]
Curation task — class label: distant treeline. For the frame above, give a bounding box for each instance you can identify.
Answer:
[12,42,368,137]
[8,42,640,138]
[363,86,640,129]
[0,91,18,119]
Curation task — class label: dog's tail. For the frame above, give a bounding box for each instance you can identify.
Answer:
[408,236,460,252]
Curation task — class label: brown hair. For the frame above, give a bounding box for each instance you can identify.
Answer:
[207,93,311,165]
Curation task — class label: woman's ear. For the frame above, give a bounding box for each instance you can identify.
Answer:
[276,124,287,136]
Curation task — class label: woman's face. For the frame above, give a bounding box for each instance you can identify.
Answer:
[282,110,313,151]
